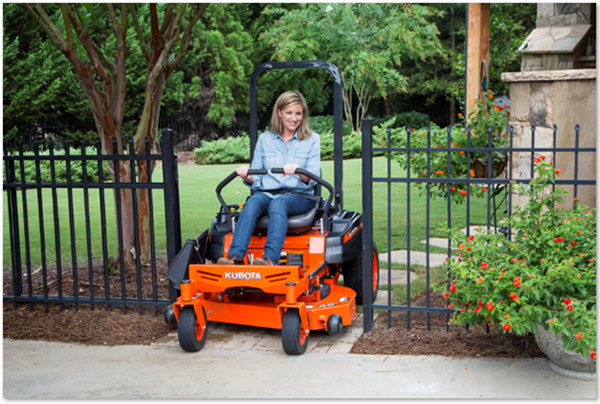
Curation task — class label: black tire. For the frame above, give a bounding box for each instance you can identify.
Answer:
[281,309,309,355]
[327,314,343,336]
[178,306,208,352]
[164,305,177,326]
[342,241,379,305]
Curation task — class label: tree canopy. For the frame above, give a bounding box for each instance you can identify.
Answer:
[4,3,537,137]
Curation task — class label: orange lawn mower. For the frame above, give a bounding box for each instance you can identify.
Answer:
[164,61,380,355]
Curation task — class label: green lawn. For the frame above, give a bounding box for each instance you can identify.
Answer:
[4,157,500,269]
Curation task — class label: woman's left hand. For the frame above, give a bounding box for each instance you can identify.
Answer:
[282,163,300,176]
[282,163,309,184]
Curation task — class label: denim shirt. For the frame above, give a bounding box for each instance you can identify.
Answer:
[245,130,321,196]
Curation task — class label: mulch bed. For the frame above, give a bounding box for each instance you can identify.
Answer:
[3,254,175,346]
[350,292,545,358]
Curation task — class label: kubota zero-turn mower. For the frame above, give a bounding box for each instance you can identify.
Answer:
[164,61,380,355]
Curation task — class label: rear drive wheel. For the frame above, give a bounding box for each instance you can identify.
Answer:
[342,241,379,305]
[281,309,309,355]
[178,306,207,352]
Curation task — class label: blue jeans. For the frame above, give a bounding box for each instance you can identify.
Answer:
[227,192,314,264]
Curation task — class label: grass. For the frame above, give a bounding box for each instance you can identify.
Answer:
[4,157,500,270]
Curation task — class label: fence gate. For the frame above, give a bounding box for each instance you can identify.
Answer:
[3,129,182,314]
[360,118,596,332]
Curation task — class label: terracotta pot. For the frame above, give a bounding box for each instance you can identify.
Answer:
[535,324,596,380]
[472,160,506,179]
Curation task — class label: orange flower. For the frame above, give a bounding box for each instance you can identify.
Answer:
[470,169,475,177]
[452,186,456,192]
[459,151,464,155]
[556,169,562,175]
[488,89,492,93]
[488,94,493,99]
[458,113,463,117]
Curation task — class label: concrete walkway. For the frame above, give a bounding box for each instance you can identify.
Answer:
[3,338,595,399]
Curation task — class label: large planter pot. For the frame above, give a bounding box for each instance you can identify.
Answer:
[535,324,596,381]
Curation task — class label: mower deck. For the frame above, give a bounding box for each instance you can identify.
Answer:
[173,263,357,331]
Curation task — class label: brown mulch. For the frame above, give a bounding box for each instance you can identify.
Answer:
[350,292,545,358]
[3,254,175,346]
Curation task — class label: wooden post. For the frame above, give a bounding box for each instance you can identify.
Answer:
[466,3,491,117]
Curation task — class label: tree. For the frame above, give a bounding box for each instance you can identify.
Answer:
[263,3,443,131]
[3,4,92,135]
[24,3,209,269]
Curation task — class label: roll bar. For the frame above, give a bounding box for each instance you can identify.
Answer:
[249,60,344,212]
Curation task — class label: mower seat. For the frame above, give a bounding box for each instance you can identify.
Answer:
[253,201,320,235]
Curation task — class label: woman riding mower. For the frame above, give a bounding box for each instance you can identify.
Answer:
[216,90,321,266]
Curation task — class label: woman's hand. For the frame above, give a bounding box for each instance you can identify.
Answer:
[282,163,309,183]
[236,165,253,184]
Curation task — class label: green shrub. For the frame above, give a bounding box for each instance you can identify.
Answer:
[193,134,251,165]
[372,111,431,130]
[3,147,112,183]
[308,115,355,137]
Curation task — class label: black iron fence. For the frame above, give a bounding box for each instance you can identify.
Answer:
[6,109,263,154]
[3,129,182,314]
[360,119,596,332]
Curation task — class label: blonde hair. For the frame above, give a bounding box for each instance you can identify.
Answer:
[270,91,312,140]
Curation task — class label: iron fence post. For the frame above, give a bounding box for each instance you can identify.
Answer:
[361,118,374,332]
[162,129,182,303]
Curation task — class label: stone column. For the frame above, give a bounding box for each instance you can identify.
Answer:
[501,69,596,210]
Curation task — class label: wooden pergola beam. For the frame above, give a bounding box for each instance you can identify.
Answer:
[466,3,491,117]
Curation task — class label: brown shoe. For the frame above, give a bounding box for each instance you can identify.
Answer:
[253,257,274,266]
[216,257,235,265]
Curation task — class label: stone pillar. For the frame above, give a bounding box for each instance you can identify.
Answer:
[501,69,596,210]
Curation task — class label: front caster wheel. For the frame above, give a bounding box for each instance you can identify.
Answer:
[281,309,309,355]
[178,306,207,352]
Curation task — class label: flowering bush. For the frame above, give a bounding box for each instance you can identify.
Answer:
[394,89,509,204]
[436,157,597,358]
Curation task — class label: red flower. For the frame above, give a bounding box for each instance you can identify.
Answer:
[478,300,484,308]
[481,262,488,270]
[448,303,453,309]
[474,307,480,313]
[513,277,521,287]
[449,285,456,293]
[592,353,597,360]
[534,157,540,164]
[567,305,574,312]
[468,236,475,241]
[486,302,494,311]
[555,169,562,175]
[576,332,583,341]
[540,155,546,160]
[466,247,471,252]
[503,324,511,331]
[411,128,416,132]
[498,106,503,111]
[564,298,571,305]
[572,240,577,246]
[549,318,554,323]
[501,269,506,273]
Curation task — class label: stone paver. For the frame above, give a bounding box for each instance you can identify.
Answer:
[153,313,368,355]
[379,250,447,267]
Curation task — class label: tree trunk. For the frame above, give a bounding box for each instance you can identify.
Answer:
[383,97,392,116]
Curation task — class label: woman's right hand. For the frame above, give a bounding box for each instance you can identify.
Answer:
[236,165,253,183]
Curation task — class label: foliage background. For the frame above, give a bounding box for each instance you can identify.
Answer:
[4,3,537,142]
